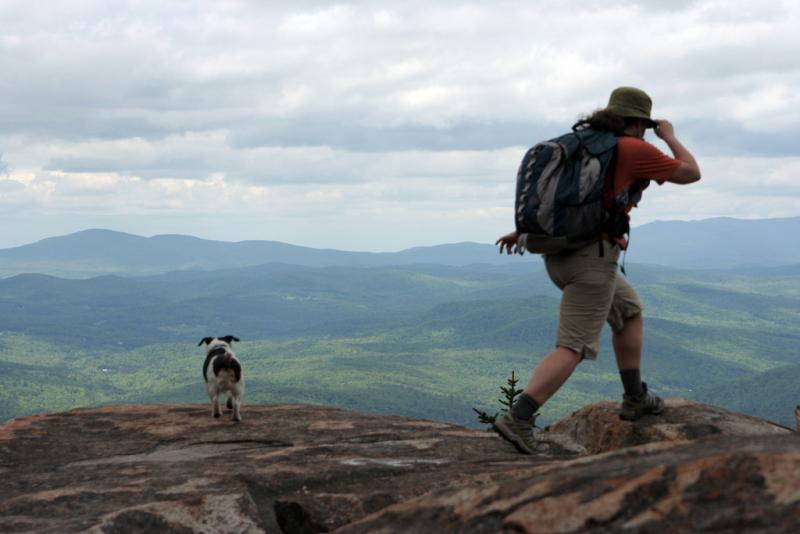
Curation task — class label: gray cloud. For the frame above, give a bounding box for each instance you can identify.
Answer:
[679,119,800,158]
[227,118,563,152]
[0,180,23,193]
[0,0,798,248]
[2,0,797,154]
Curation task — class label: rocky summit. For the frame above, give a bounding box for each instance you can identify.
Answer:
[1,400,798,533]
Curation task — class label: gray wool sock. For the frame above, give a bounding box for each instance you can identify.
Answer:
[511,393,540,421]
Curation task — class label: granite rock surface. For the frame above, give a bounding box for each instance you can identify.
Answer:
[0,400,796,533]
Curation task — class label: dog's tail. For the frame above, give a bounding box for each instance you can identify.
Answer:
[223,353,242,382]
[212,352,241,382]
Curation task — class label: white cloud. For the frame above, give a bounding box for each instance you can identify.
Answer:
[0,0,798,248]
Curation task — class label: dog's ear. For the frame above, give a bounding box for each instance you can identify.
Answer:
[220,335,240,344]
[198,337,214,346]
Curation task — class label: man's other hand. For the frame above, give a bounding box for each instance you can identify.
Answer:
[496,231,519,254]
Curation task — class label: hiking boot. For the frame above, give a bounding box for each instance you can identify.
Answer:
[493,411,540,455]
[620,382,665,421]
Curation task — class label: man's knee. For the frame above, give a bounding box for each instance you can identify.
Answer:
[623,312,643,329]
[555,345,583,361]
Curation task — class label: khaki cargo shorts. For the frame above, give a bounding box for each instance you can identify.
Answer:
[543,240,643,360]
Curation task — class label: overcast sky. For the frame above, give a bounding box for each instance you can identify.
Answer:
[0,0,798,250]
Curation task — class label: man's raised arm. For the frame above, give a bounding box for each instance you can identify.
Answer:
[654,119,701,184]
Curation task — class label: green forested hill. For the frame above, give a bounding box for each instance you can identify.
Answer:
[1,261,798,427]
[0,263,550,348]
[693,364,800,426]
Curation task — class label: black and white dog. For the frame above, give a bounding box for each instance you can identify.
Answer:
[198,335,244,422]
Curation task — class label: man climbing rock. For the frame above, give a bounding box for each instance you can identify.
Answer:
[494,87,701,454]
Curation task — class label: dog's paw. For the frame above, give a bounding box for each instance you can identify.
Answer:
[233,415,242,422]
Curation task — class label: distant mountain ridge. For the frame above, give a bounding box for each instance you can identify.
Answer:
[1,216,798,277]
[0,229,520,277]
[626,216,800,269]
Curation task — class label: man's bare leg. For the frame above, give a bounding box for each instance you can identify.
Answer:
[495,346,582,454]
[614,312,644,397]
[523,346,583,406]
[612,312,664,418]
[613,312,643,372]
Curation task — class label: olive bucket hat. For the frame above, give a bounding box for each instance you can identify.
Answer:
[605,87,657,128]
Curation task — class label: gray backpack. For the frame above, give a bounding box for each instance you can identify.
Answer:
[515,128,619,254]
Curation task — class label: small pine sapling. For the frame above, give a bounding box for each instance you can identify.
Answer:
[499,370,523,414]
[472,406,497,426]
[473,370,523,428]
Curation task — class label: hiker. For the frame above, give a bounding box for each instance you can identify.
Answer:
[494,87,701,454]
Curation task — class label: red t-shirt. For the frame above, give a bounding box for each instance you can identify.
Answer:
[605,136,682,209]
[604,136,681,248]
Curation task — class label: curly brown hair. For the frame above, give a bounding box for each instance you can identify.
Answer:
[572,109,638,135]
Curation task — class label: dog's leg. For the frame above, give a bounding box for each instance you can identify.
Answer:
[211,395,222,418]
[232,396,242,422]
[226,396,233,410]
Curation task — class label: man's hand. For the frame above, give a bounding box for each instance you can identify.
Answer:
[653,119,675,140]
[652,119,701,184]
[495,231,519,254]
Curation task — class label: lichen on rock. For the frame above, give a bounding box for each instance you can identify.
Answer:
[0,400,797,533]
